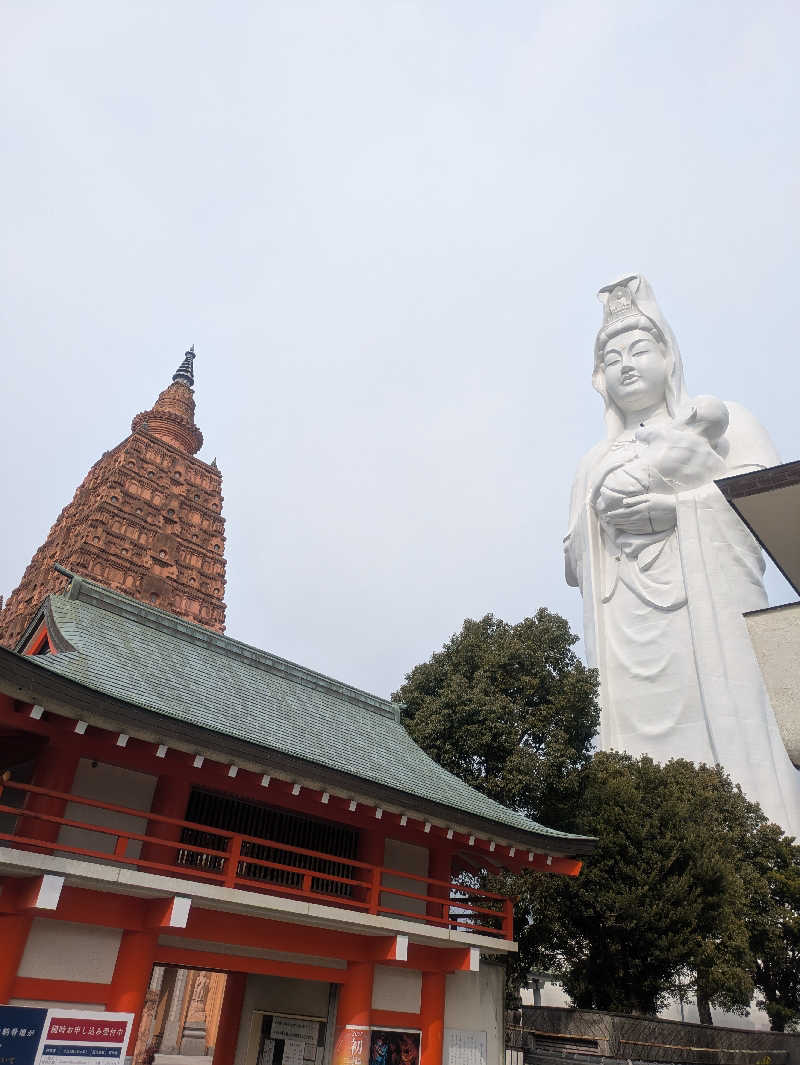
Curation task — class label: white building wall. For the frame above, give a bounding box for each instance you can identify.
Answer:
[444,963,504,1065]
[57,759,158,860]
[745,602,800,766]
[18,918,122,983]
[660,995,772,1031]
[521,982,773,1032]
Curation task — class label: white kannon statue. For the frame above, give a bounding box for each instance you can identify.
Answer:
[565,274,800,837]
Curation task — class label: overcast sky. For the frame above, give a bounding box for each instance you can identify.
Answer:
[2,0,798,698]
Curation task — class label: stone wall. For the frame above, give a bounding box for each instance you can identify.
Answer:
[516,1006,799,1065]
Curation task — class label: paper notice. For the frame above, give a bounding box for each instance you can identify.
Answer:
[282,1039,307,1065]
[444,1030,487,1065]
[271,1018,320,1044]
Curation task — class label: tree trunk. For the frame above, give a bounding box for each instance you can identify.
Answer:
[696,990,713,1026]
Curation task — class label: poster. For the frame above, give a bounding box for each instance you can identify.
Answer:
[332,1027,370,1065]
[34,1012,133,1065]
[368,1030,420,1065]
[332,1027,420,1065]
[0,1006,48,1065]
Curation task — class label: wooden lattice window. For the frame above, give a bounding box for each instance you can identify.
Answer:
[179,788,359,898]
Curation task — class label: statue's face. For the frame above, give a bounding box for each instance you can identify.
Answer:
[601,328,667,413]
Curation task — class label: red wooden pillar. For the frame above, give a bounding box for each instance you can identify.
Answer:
[212,972,247,1065]
[336,960,374,1028]
[419,971,446,1065]
[17,742,81,845]
[502,897,514,941]
[358,828,386,915]
[0,914,33,1003]
[107,930,158,1048]
[426,846,453,924]
[140,774,192,868]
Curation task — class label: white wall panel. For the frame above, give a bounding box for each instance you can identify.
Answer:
[57,759,157,860]
[382,839,429,917]
[18,919,122,983]
[371,965,421,1013]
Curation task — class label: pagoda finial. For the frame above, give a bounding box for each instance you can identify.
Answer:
[132,345,203,453]
[172,345,195,387]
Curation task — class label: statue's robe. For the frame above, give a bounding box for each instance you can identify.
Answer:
[565,400,800,836]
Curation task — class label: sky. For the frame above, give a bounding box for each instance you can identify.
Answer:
[2,0,798,699]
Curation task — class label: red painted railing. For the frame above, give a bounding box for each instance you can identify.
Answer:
[0,779,513,939]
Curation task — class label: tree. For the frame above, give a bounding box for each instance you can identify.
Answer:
[393,611,599,829]
[506,753,763,1017]
[746,824,800,1031]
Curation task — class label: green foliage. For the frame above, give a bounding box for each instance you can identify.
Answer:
[500,754,764,1015]
[746,824,800,1032]
[393,611,599,829]
[504,754,800,1028]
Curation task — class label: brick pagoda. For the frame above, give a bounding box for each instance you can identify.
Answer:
[0,348,226,647]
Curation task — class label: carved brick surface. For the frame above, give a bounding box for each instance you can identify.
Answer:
[0,371,227,647]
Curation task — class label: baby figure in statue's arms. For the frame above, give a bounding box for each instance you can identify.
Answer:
[592,395,729,539]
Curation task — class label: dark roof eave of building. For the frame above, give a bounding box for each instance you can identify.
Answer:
[716,463,800,598]
[716,460,800,501]
[0,646,596,858]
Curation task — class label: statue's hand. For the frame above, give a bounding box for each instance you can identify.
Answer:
[605,493,677,534]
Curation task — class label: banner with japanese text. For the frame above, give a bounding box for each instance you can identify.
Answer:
[35,1011,134,1065]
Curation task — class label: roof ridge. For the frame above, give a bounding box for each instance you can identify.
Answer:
[52,568,400,721]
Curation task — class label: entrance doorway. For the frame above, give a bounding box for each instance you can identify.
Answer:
[133,966,228,1065]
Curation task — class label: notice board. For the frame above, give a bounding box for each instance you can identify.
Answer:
[250,1012,327,1065]
[443,1030,487,1065]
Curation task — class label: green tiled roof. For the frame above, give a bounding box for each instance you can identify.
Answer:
[27,573,593,851]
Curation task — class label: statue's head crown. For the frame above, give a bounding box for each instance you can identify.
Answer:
[595,274,664,362]
[598,274,642,327]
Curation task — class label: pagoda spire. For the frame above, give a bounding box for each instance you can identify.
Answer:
[130,346,204,454]
[172,345,196,387]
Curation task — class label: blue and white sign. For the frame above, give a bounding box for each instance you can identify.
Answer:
[0,1006,48,1065]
